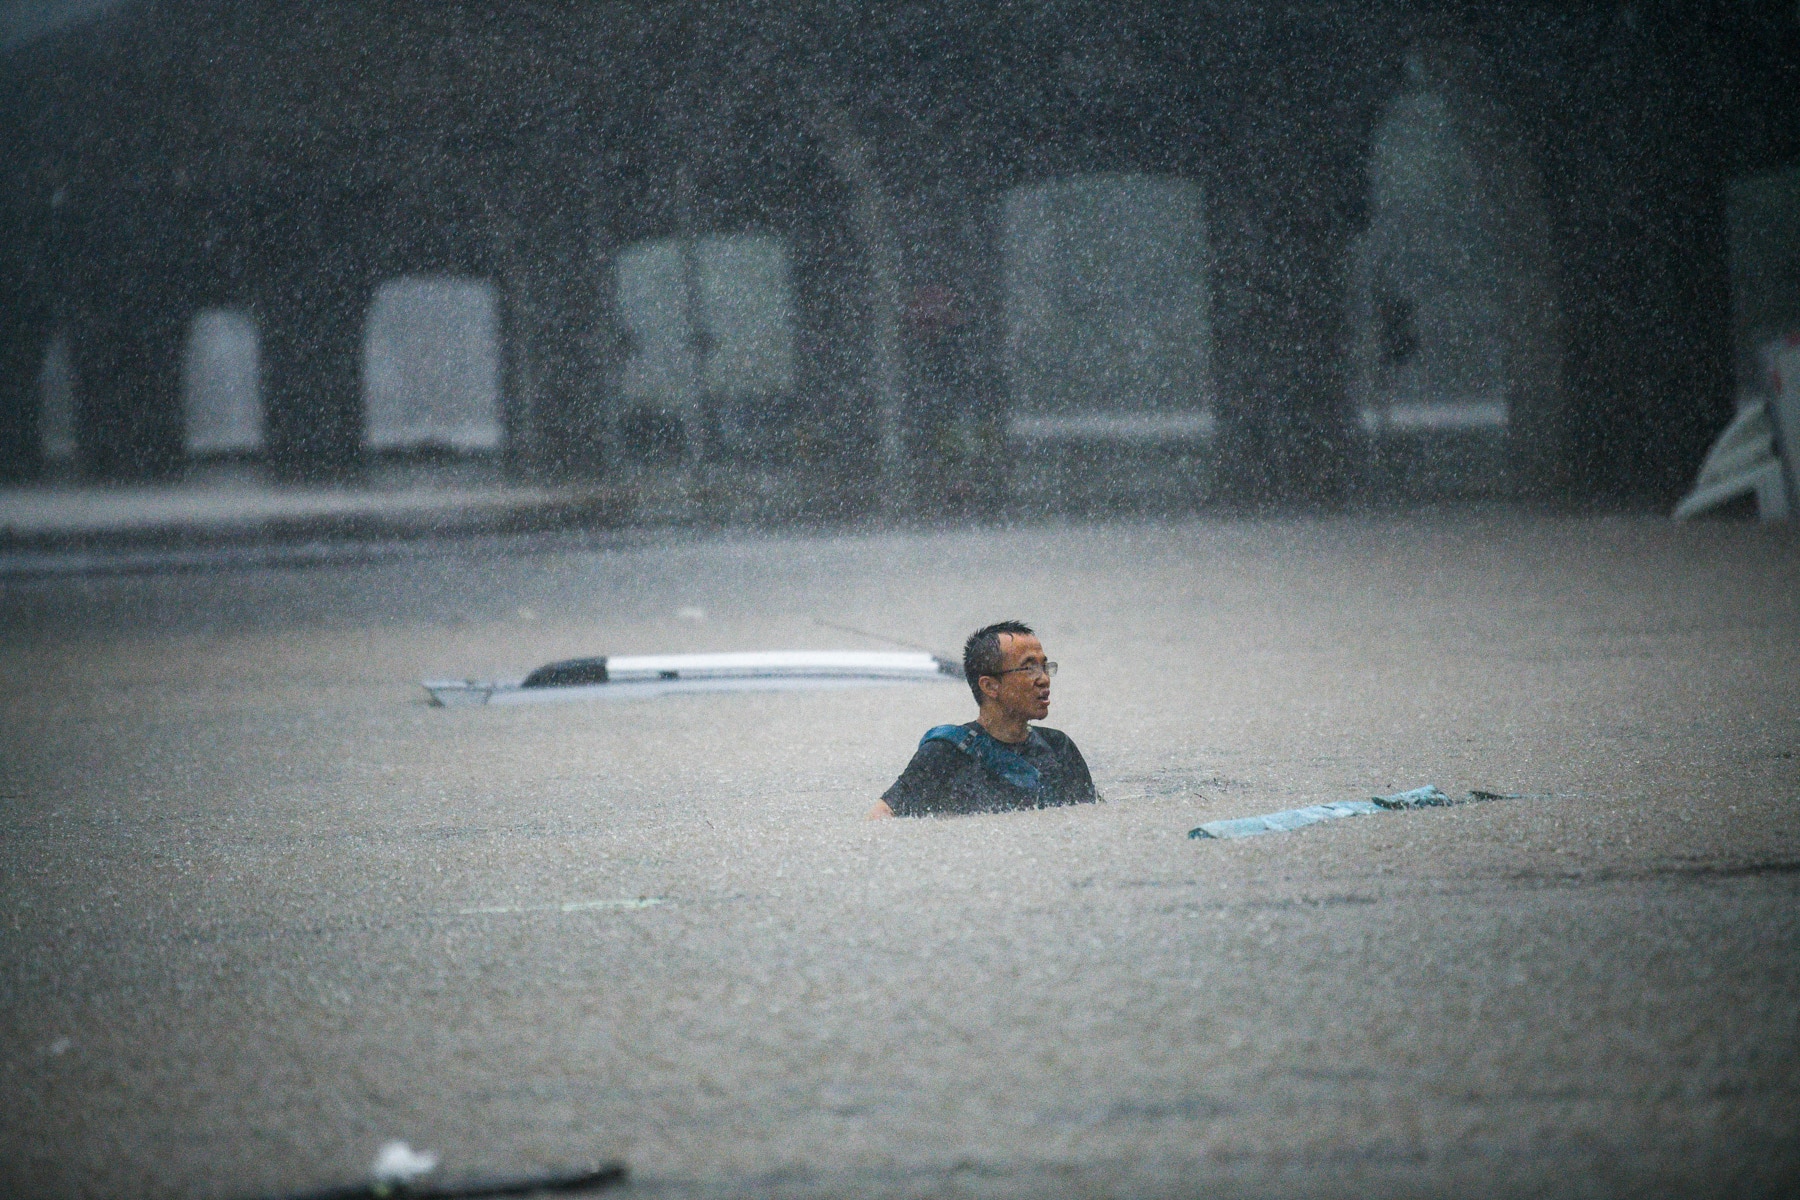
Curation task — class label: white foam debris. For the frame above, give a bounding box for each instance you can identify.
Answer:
[371,1140,438,1186]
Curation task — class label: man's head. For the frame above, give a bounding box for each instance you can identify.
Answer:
[963,619,1052,722]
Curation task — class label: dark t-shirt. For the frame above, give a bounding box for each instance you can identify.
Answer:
[881,722,1098,817]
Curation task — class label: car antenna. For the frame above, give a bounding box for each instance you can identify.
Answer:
[812,617,944,657]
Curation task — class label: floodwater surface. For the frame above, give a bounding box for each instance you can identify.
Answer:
[2,514,1797,1198]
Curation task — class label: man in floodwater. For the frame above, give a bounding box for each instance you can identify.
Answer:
[868,620,1097,818]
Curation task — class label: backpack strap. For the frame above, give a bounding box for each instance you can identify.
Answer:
[920,724,1040,792]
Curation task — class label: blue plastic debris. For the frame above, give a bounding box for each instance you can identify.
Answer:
[1371,785,1454,809]
[1189,784,1458,840]
[1190,799,1382,840]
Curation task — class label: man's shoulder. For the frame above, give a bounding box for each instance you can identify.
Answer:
[886,725,983,806]
[909,726,979,763]
[1031,725,1080,750]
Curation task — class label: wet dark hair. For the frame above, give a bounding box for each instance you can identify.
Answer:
[963,619,1034,704]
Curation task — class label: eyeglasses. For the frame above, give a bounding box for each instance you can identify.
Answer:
[992,661,1057,679]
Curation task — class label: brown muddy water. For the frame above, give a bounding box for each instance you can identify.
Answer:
[3,514,1797,1198]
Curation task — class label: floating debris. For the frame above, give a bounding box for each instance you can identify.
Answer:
[1190,799,1383,841]
[372,1142,438,1188]
[259,1145,625,1200]
[424,650,962,707]
[1190,785,1498,840]
[1371,784,1454,809]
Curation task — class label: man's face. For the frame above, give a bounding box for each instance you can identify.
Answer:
[984,632,1052,721]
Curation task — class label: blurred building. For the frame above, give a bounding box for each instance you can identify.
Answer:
[2,1,1797,517]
